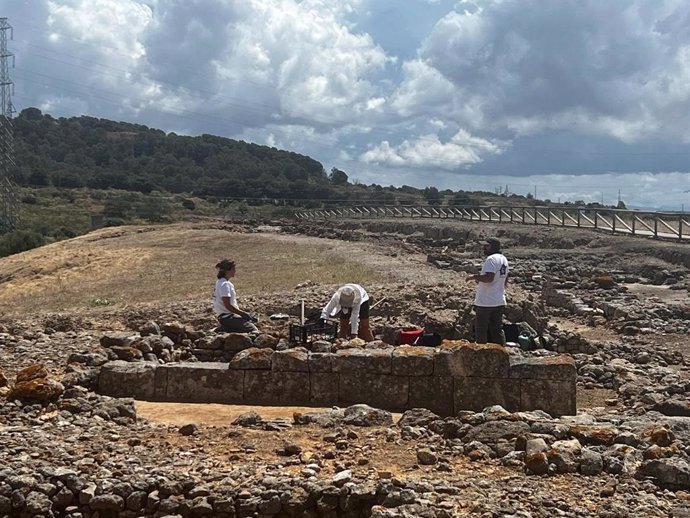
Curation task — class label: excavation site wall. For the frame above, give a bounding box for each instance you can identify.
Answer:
[98,342,576,416]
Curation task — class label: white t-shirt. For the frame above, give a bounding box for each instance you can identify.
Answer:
[474,253,509,307]
[320,283,369,335]
[212,278,237,316]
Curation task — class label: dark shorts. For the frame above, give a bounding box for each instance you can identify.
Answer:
[217,314,259,333]
[337,299,370,320]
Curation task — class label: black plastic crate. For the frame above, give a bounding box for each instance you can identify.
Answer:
[289,320,338,343]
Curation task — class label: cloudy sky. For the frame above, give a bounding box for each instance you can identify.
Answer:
[3,0,690,209]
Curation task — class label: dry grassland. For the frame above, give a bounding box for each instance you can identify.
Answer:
[0,223,381,314]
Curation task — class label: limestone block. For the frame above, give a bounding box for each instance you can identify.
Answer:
[153,364,168,399]
[244,371,310,405]
[521,379,576,416]
[332,349,392,374]
[229,348,272,370]
[98,360,156,399]
[435,341,509,378]
[223,333,254,352]
[272,348,309,372]
[310,372,339,406]
[509,356,576,380]
[409,376,453,416]
[308,353,334,373]
[392,347,434,376]
[164,363,243,403]
[454,376,520,413]
[338,373,409,411]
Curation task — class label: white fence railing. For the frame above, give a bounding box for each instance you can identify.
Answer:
[294,205,690,242]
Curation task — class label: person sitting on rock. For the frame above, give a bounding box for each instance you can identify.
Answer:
[321,284,374,341]
[212,259,259,333]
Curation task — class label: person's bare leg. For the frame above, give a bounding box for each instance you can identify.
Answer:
[358,318,374,342]
[339,318,350,338]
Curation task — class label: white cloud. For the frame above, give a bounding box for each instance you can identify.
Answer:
[46,0,152,60]
[360,129,506,169]
[412,0,690,142]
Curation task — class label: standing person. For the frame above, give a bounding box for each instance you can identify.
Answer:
[465,238,509,345]
[212,259,259,333]
[321,283,375,341]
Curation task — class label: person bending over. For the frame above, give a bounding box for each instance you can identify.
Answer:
[321,283,374,342]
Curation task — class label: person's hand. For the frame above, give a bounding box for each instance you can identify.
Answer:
[243,313,258,323]
[466,274,476,282]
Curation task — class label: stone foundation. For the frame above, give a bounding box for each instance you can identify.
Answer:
[98,341,577,416]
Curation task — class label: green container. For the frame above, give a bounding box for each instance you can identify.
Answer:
[518,333,532,351]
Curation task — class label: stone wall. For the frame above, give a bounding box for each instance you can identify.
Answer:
[98,341,577,416]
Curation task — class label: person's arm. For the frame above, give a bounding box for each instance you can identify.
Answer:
[222,297,250,319]
[321,293,339,320]
[466,271,495,283]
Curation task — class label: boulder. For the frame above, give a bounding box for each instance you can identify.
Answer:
[463,420,530,445]
[343,404,393,427]
[253,334,279,349]
[9,378,64,401]
[638,458,690,489]
[397,408,441,428]
[16,364,48,383]
[100,332,136,348]
[223,333,254,352]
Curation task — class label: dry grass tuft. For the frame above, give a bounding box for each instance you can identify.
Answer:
[0,223,381,314]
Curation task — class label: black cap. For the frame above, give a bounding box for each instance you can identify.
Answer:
[479,237,501,251]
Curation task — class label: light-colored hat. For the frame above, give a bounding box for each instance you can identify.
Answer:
[339,286,356,308]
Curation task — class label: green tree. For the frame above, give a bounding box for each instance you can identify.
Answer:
[424,186,442,206]
[329,167,349,185]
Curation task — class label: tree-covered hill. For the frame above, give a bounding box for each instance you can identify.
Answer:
[14,107,331,200]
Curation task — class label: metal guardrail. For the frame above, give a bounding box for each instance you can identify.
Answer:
[295,205,690,242]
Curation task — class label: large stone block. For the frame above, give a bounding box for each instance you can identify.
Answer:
[454,376,520,413]
[310,372,339,406]
[153,365,168,399]
[392,347,434,376]
[520,379,576,416]
[308,353,334,373]
[435,341,509,378]
[223,333,254,352]
[509,356,576,380]
[98,361,156,399]
[332,349,392,374]
[272,348,309,372]
[229,348,272,370]
[164,363,243,403]
[244,371,310,405]
[338,373,409,411]
[409,376,453,416]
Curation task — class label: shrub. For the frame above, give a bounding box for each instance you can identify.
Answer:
[0,230,47,257]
